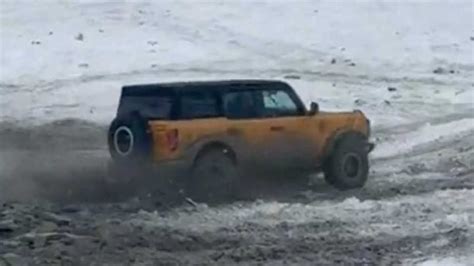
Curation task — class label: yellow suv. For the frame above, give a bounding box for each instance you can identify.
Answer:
[107,80,374,199]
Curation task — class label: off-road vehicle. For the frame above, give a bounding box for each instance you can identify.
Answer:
[107,80,374,199]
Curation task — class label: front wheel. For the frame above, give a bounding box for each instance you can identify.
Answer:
[323,133,369,190]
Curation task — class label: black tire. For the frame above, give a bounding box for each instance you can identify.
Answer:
[323,133,369,190]
[107,113,151,163]
[188,149,239,202]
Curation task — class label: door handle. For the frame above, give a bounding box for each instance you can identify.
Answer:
[270,126,285,131]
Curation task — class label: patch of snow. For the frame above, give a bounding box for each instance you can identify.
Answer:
[1,0,473,125]
[2,0,472,84]
[415,255,474,266]
[373,118,474,159]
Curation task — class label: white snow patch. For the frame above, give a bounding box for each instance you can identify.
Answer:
[1,0,473,125]
[1,0,472,83]
[415,255,474,266]
[373,118,474,159]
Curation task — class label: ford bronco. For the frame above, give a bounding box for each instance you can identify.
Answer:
[107,80,374,199]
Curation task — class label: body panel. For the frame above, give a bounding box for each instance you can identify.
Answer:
[148,111,369,173]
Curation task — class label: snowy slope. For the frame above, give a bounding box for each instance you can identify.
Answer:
[1,0,473,125]
[1,0,473,82]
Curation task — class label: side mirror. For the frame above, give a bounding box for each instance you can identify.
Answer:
[308,102,319,115]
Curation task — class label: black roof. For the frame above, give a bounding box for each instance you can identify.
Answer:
[122,79,290,96]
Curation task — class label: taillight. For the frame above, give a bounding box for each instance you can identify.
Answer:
[166,129,179,151]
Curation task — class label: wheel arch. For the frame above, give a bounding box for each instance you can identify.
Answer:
[192,141,237,167]
[321,130,367,164]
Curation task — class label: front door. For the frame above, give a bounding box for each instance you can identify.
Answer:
[223,87,319,175]
[255,88,318,172]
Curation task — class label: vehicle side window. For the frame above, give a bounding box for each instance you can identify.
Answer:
[224,91,258,119]
[259,89,300,117]
[179,91,220,119]
[142,95,174,119]
[120,94,174,119]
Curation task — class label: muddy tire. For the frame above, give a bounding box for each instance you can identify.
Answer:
[188,149,239,202]
[323,133,369,190]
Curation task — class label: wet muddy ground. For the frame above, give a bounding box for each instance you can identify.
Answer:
[0,112,473,265]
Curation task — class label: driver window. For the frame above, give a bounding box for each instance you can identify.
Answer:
[261,89,299,117]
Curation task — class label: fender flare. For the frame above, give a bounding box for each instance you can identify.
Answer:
[192,141,237,167]
[321,130,368,164]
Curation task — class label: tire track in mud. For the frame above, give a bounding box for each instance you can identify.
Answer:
[3,186,471,265]
[358,110,474,203]
[373,109,474,136]
[108,188,473,265]
[1,65,471,94]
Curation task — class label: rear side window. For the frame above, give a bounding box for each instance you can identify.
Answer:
[179,91,220,119]
[119,95,174,119]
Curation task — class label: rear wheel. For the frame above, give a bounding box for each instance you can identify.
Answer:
[107,114,151,184]
[323,133,369,190]
[188,149,239,202]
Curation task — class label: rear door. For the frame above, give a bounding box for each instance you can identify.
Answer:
[149,89,227,161]
[222,89,270,170]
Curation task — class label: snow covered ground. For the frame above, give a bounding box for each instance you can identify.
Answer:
[0,0,473,265]
[1,0,472,125]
